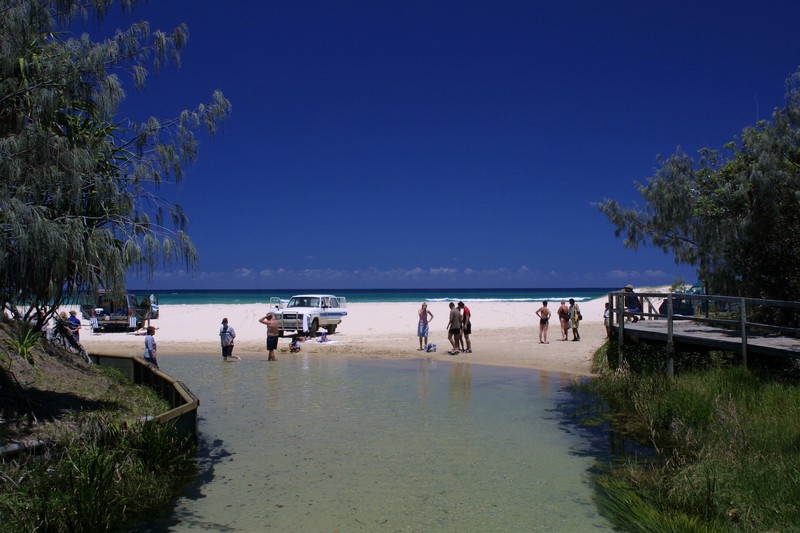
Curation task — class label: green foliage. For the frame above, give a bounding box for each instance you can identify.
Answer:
[594,337,731,376]
[595,475,727,533]
[581,362,800,531]
[2,321,43,363]
[0,420,195,532]
[0,0,231,321]
[596,68,800,303]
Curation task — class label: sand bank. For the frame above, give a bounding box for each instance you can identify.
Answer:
[74,295,623,376]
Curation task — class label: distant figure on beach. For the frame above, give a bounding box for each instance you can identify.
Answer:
[568,298,581,341]
[259,312,279,361]
[143,326,159,368]
[417,303,434,350]
[458,301,472,353]
[220,317,240,362]
[622,284,642,322]
[557,300,570,341]
[535,301,551,344]
[604,302,611,338]
[446,302,462,355]
[67,309,82,341]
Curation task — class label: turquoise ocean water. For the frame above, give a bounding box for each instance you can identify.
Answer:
[141,287,614,305]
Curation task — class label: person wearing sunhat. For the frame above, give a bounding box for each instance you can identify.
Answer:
[622,284,642,322]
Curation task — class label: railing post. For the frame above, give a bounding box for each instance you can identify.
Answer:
[666,293,674,378]
[740,297,748,367]
[617,292,625,368]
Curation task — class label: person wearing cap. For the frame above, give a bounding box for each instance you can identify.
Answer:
[259,312,280,361]
[220,317,240,362]
[622,284,642,322]
[66,309,82,341]
[143,326,159,368]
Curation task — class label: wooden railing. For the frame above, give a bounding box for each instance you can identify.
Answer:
[93,353,200,441]
[608,291,800,376]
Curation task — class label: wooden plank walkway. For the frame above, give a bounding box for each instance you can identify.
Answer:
[613,319,800,359]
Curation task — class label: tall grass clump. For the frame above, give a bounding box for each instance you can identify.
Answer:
[2,321,43,363]
[0,419,195,532]
[580,341,800,531]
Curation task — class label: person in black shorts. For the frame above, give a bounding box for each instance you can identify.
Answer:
[458,301,472,353]
[259,312,280,361]
[446,302,462,355]
[535,301,551,344]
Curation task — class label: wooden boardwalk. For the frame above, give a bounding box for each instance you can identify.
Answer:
[608,291,800,372]
[613,319,800,359]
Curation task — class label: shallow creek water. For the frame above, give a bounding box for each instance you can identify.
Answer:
[141,354,613,532]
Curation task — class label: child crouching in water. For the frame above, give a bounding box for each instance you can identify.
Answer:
[290,335,304,353]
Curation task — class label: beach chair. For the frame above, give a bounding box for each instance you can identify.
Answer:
[90,316,103,334]
[129,316,138,330]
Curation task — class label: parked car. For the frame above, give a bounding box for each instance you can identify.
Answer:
[269,294,347,337]
[79,291,159,332]
[658,295,695,317]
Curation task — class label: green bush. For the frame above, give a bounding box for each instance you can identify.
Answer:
[0,420,195,532]
[579,357,800,532]
[2,321,43,363]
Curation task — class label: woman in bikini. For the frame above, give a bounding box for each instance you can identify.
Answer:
[535,300,551,344]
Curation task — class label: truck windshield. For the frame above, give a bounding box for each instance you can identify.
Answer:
[288,297,320,308]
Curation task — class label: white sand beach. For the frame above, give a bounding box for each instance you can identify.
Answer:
[73,295,629,376]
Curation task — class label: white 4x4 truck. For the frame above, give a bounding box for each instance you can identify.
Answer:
[268,294,347,337]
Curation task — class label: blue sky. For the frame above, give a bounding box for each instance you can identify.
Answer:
[80,1,800,290]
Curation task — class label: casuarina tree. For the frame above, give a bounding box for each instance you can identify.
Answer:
[0,0,231,326]
[596,67,800,307]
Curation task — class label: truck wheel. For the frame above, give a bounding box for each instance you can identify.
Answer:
[308,318,318,337]
[277,330,284,337]
[326,325,336,334]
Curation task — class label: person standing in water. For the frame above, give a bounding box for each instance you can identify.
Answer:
[259,312,279,361]
[220,317,240,362]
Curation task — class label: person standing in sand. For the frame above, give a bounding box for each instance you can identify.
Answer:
[557,300,570,341]
[446,302,462,355]
[535,300,551,344]
[220,318,240,362]
[568,298,581,341]
[259,312,279,361]
[458,301,472,353]
[67,309,82,341]
[417,303,434,350]
[143,326,159,368]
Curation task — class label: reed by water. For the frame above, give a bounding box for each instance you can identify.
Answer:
[578,341,800,532]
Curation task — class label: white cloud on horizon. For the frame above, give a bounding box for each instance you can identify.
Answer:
[134,264,692,289]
